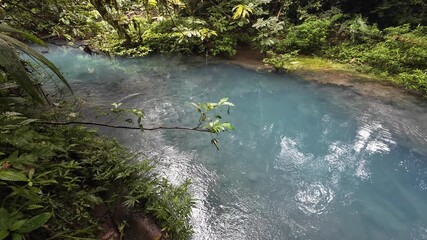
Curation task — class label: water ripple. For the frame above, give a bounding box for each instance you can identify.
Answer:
[295,182,334,215]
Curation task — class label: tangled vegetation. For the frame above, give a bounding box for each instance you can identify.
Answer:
[0,118,194,239]
[0,1,425,93]
[1,0,424,94]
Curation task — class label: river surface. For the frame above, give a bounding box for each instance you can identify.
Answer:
[41,46,427,240]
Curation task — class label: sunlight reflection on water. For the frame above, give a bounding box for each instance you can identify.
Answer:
[40,46,427,240]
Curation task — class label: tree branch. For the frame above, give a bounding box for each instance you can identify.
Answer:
[34,120,210,132]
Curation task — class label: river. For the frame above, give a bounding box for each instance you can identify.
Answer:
[41,46,427,240]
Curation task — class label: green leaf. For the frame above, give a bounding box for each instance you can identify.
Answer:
[10,220,26,231]
[85,194,103,204]
[218,98,228,104]
[0,37,44,103]
[0,25,46,47]
[148,0,157,6]
[0,34,72,93]
[16,213,51,233]
[11,233,22,240]
[26,205,43,210]
[221,122,234,130]
[0,230,8,240]
[222,101,235,107]
[0,170,28,182]
[232,4,252,19]
[0,209,10,230]
[28,169,35,180]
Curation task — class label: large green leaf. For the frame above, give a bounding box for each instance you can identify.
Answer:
[0,38,44,103]
[0,33,72,93]
[16,213,51,233]
[10,220,26,232]
[0,208,10,231]
[0,230,8,240]
[0,25,46,47]
[11,233,23,240]
[0,170,29,182]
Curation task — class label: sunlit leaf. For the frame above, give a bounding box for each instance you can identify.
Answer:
[232,4,253,20]
[0,25,46,47]
[0,170,29,182]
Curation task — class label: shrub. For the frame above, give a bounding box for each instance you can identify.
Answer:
[0,115,194,239]
[336,15,382,44]
[263,51,298,72]
[277,17,332,55]
[362,25,427,74]
[210,35,237,57]
[397,69,427,93]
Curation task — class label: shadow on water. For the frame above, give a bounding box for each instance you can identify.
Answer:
[40,45,427,240]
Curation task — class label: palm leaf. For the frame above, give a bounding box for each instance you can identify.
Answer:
[0,33,73,93]
[0,25,46,47]
[0,97,26,105]
[0,83,19,90]
[0,38,44,103]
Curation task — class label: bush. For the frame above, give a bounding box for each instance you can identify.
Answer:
[397,70,427,93]
[277,17,332,55]
[263,51,298,72]
[0,114,194,239]
[362,25,427,74]
[336,15,382,44]
[210,35,237,57]
[324,23,427,94]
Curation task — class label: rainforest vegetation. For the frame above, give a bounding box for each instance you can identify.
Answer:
[0,0,426,239]
[1,0,425,92]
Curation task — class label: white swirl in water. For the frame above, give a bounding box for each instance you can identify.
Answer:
[353,119,395,154]
[294,182,334,215]
[278,136,313,165]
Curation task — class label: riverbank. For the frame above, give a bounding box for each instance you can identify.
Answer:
[226,47,426,105]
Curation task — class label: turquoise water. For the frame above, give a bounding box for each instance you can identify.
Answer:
[42,46,427,240]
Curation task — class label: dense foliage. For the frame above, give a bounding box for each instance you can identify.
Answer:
[1,0,424,93]
[0,118,194,239]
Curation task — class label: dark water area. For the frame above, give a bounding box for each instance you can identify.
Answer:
[40,46,427,240]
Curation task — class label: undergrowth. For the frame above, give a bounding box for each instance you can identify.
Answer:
[0,113,193,239]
